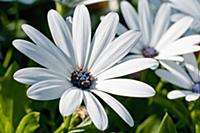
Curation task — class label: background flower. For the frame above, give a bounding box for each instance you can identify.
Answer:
[156,54,200,102]
[119,0,200,66]
[169,0,200,33]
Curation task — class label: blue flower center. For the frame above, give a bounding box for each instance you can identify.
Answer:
[142,47,158,58]
[71,67,93,90]
[192,82,200,93]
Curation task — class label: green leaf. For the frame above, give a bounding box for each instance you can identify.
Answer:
[195,124,200,133]
[191,110,200,133]
[158,113,177,133]
[16,112,40,133]
[0,104,13,133]
[0,62,28,128]
[136,115,161,133]
[153,94,189,127]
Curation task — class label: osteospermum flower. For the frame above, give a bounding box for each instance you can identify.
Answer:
[55,0,108,7]
[119,0,200,64]
[13,5,157,130]
[156,54,200,102]
[169,0,200,33]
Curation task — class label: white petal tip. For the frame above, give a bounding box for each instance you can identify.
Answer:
[21,24,29,29]
[12,40,19,47]
[149,89,156,97]
[127,119,134,127]
[183,16,194,25]
[98,125,108,131]
[13,71,19,81]
[167,91,184,100]
[47,9,58,18]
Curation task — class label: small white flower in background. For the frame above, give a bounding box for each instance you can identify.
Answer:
[13,5,157,130]
[0,0,36,4]
[119,0,200,66]
[169,0,200,33]
[55,0,108,7]
[156,53,200,102]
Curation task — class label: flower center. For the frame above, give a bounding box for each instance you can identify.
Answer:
[71,67,93,90]
[192,82,200,93]
[142,47,158,58]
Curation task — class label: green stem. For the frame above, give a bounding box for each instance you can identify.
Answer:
[54,115,72,133]
[156,79,165,93]
[3,49,12,68]
[197,53,200,65]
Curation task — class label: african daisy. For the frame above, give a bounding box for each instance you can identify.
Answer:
[119,0,200,64]
[156,54,200,102]
[13,5,157,130]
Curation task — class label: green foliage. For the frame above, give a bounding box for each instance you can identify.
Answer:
[136,115,161,133]
[0,63,28,129]
[136,113,177,133]
[158,113,177,133]
[16,112,40,133]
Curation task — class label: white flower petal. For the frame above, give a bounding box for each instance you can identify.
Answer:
[97,58,158,80]
[73,5,91,67]
[66,16,72,34]
[150,4,171,47]
[12,40,71,75]
[21,24,74,71]
[159,61,192,88]
[83,91,108,131]
[48,10,75,63]
[155,69,191,89]
[14,67,65,85]
[138,0,153,44]
[167,90,192,100]
[96,79,155,97]
[183,54,200,82]
[27,79,72,100]
[119,54,144,63]
[155,55,184,62]
[171,13,185,22]
[155,16,193,51]
[83,0,108,5]
[59,88,83,116]
[184,54,200,78]
[92,90,134,127]
[120,1,139,30]
[169,0,200,17]
[88,12,119,69]
[185,93,200,102]
[159,35,200,57]
[91,30,141,76]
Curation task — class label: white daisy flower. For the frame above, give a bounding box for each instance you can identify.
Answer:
[169,0,200,33]
[119,0,200,64]
[55,0,108,7]
[156,53,200,102]
[13,5,157,130]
